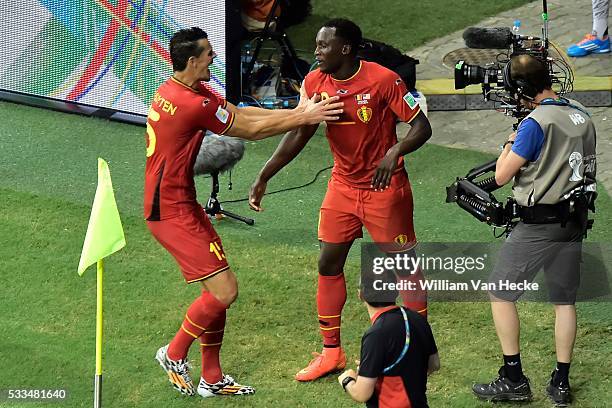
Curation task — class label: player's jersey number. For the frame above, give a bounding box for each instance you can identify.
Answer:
[320,91,330,101]
[146,108,161,157]
[210,241,226,261]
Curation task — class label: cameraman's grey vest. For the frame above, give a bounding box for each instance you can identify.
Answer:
[512,99,596,206]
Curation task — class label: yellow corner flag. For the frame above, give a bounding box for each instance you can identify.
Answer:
[78,158,126,408]
[78,158,126,275]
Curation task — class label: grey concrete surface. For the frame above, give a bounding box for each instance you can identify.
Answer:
[409,0,611,79]
[401,0,611,193]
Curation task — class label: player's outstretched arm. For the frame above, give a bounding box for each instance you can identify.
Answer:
[225,83,310,121]
[226,103,299,122]
[248,124,319,211]
[225,95,341,141]
[371,111,432,190]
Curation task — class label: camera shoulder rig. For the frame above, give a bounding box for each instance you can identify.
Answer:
[446,159,597,237]
[446,159,517,227]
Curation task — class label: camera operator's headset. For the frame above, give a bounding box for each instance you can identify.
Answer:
[502,58,541,101]
[503,58,590,116]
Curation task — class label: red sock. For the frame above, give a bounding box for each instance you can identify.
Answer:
[317,274,347,347]
[398,267,428,318]
[199,310,226,384]
[167,291,228,361]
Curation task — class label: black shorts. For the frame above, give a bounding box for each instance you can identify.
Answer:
[489,220,584,304]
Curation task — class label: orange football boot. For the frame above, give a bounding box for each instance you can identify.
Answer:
[295,347,347,381]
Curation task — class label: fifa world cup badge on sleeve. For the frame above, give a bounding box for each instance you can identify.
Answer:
[215,106,229,124]
[403,92,418,109]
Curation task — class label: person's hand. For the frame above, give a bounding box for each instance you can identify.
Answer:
[371,146,400,190]
[249,177,267,212]
[302,94,343,125]
[338,369,357,387]
[297,84,309,110]
[508,131,517,142]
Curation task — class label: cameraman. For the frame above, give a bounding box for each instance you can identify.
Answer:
[472,54,596,406]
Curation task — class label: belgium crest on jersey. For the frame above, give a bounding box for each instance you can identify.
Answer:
[394,234,408,247]
[357,106,373,124]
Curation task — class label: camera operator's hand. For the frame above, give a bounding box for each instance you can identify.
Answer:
[371,146,400,191]
[249,177,267,212]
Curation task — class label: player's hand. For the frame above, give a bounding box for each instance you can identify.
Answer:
[294,92,320,113]
[508,131,517,142]
[302,94,343,124]
[297,84,309,109]
[371,147,400,190]
[338,369,357,386]
[249,177,267,212]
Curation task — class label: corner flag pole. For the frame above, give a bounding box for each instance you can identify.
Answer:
[94,259,104,408]
[78,158,126,408]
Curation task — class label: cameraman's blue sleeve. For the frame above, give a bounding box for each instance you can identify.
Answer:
[511,118,544,162]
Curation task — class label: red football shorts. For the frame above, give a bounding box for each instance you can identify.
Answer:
[318,175,416,252]
[146,206,230,283]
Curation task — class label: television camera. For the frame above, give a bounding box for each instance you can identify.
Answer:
[454,1,573,123]
[447,1,577,232]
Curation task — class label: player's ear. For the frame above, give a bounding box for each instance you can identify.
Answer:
[342,44,351,55]
[185,56,194,68]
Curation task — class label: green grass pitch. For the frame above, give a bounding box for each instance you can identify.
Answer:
[1,101,610,408]
[1,1,611,406]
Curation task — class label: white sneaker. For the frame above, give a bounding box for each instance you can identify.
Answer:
[197,374,255,398]
[155,344,195,396]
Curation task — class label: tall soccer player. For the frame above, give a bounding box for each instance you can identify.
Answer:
[249,19,432,381]
[146,27,343,398]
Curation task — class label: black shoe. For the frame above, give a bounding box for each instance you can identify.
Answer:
[472,367,532,402]
[546,371,572,406]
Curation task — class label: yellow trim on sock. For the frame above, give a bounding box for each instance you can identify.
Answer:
[203,329,224,334]
[181,324,199,339]
[319,326,341,331]
[185,314,206,331]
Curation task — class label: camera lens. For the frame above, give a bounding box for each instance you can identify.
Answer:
[454,61,503,90]
[454,61,487,89]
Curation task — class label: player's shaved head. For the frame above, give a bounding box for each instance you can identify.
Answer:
[322,18,362,55]
[315,19,363,75]
[170,27,209,72]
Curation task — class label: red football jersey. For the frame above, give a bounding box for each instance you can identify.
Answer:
[144,77,235,220]
[303,60,421,188]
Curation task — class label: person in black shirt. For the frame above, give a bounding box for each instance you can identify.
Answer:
[338,269,439,407]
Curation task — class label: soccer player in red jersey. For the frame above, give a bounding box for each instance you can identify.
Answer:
[249,19,432,381]
[147,27,343,398]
